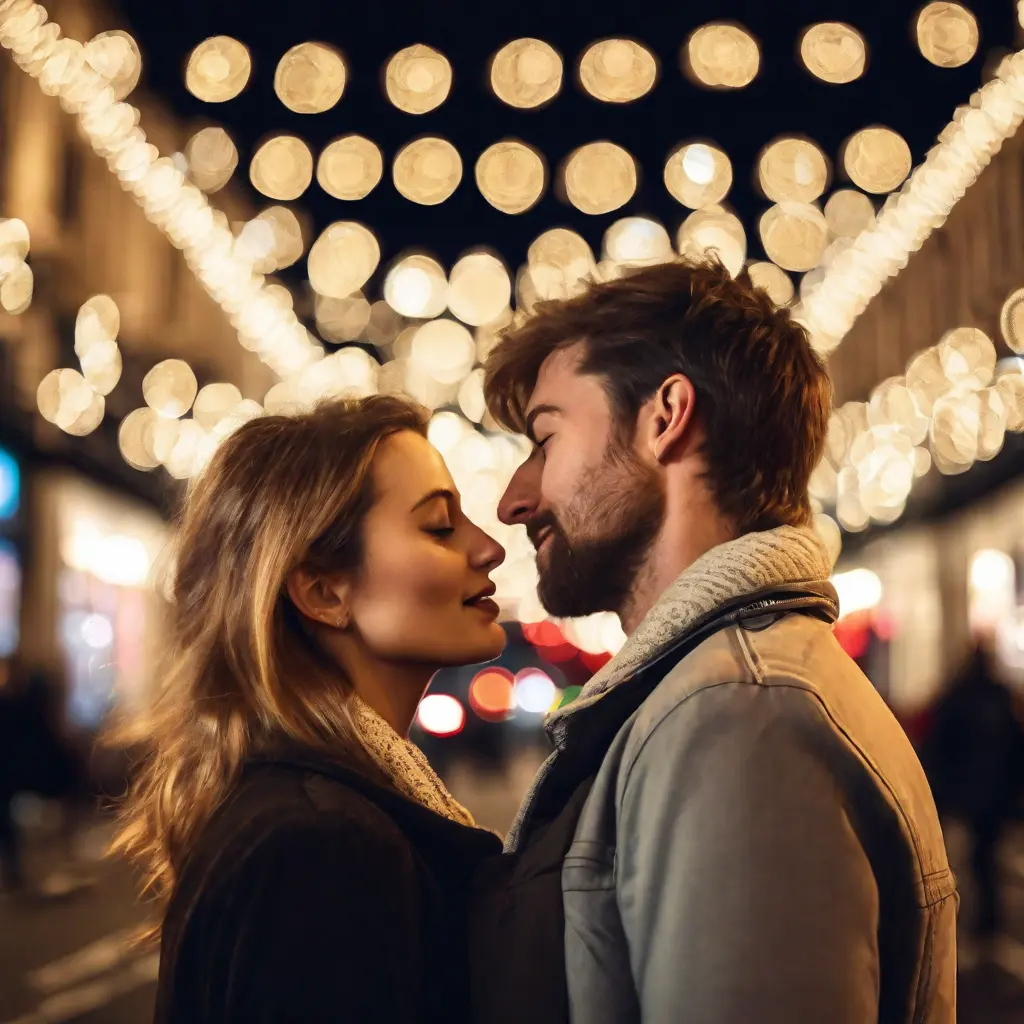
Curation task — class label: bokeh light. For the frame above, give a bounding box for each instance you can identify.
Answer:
[316,293,371,343]
[758,137,829,204]
[747,261,795,306]
[916,2,979,68]
[514,668,557,714]
[490,38,563,109]
[85,30,142,101]
[249,135,314,201]
[184,127,238,193]
[384,253,448,319]
[417,694,465,737]
[447,253,511,326]
[393,137,462,205]
[799,22,867,84]
[307,222,380,299]
[469,667,516,721]
[274,42,346,114]
[664,142,732,210]
[578,38,657,103]
[677,205,746,277]
[411,319,476,384]
[143,359,198,420]
[185,36,251,103]
[603,217,673,265]
[684,22,760,89]
[999,288,1024,355]
[475,140,546,214]
[562,142,637,215]
[37,369,103,435]
[317,135,383,201]
[842,127,912,194]
[193,383,243,430]
[385,44,452,115]
[0,262,33,315]
[824,189,875,238]
[759,202,830,272]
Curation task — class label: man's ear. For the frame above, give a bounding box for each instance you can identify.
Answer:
[642,374,697,464]
[285,567,351,630]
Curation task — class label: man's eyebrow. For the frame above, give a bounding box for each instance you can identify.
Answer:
[524,404,562,442]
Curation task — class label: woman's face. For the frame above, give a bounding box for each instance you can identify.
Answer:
[343,430,507,667]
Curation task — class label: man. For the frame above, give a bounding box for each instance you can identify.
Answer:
[473,259,956,1024]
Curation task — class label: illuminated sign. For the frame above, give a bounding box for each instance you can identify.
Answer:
[0,446,19,522]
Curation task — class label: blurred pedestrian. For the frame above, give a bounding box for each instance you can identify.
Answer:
[111,397,504,1024]
[922,641,1024,950]
[472,257,956,1024]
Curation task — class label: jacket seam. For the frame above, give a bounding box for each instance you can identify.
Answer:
[617,677,944,897]
[733,626,766,684]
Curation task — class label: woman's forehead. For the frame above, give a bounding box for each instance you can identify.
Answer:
[372,430,456,507]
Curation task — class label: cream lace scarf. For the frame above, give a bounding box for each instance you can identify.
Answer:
[351,694,476,827]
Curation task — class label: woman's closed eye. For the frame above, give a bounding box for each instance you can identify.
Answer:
[426,525,455,538]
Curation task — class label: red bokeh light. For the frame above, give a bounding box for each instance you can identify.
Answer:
[469,667,516,721]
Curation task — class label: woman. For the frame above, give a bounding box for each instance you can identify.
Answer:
[112,396,507,1023]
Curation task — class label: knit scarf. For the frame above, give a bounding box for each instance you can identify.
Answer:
[351,694,476,827]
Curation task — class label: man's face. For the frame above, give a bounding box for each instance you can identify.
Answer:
[496,345,665,619]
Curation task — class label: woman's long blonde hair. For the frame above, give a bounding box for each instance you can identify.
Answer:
[110,395,429,932]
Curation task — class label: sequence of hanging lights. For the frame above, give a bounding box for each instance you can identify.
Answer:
[317,135,383,201]
[0,217,32,315]
[274,41,346,114]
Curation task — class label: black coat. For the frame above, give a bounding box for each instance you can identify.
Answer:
[155,748,501,1024]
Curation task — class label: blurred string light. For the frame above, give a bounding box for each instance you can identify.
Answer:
[683,22,760,90]
[758,137,829,204]
[747,261,795,306]
[85,30,140,100]
[577,38,657,103]
[0,5,323,382]
[249,134,313,201]
[916,2,979,68]
[392,136,462,205]
[562,141,636,215]
[143,359,198,419]
[385,44,451,114]
[490,38,562,109]
[1000,288,1024,354]
[274,42,345,114]
[36,368,104,435]
[315,292,370,343]
[759,202,829,272]
[842,127,912,194]
[678,205,746,277]
[236,205,305,273]
[475,140,545,214]
[185,35,251,103]
[75,294,121,395]
[0,217,32,314]
[184,126,237,193]
[663,142,732,209]
[317,135,382,200]
[447,252,511,326]
[799,22,867,84]
[796,49,1024,353]
[384,253,447,318]
[823,188,875,238]
[603,217,673,266]
[307,221,379,298]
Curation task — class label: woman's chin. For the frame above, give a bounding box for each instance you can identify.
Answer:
[435,624,507,667]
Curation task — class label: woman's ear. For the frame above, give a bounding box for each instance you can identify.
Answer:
[285,567,351,630]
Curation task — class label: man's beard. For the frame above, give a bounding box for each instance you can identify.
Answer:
[531,444,665,621]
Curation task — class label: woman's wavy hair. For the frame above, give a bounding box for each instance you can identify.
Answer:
[109,395,429,935]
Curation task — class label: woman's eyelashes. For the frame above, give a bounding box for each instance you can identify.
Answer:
[426,525,455,538]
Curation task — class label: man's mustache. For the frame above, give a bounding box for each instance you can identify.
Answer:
[526,512,562,549]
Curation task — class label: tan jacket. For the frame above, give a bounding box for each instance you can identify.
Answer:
[508,526,958,1023]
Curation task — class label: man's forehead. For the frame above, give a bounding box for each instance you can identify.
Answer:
[527,344,586,412]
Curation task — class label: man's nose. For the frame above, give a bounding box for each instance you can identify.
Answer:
[497,460,539,526]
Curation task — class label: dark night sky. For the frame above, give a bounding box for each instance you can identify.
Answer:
[111,0,1020,289]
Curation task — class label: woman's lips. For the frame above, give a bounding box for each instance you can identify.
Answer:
[466,596,500,618]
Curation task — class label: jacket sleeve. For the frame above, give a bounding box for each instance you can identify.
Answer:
[615,681,880,1024]
[205,812,425,1023]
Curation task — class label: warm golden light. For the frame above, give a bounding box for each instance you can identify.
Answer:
[193,383,243,430]
[677,206,746,277]
[843,127,912,194]
[448,253,512,327]
[37,368,105,436]
[684,23,760,89]
[274,42,346,114]
[747,261,795,306]
[315,293,371,343]
[664,142,732,210]
[799,23,867,84]
[824,189,875,238]
[75,295,120,358]
[1000,288,1024,355]
[385,44,452,115]
[758,137,829,204]
[317,135,383,201]
[185,36,252,103]
[411,319,476,384]
[563,142,637,215]
[143,359,198,419]
[307,222,380,299]
[185,127,238,193]
[490,38,563,109]
[916,2,979,68]
[80,339,122,396]
[250,135,314,201]
[578,38,657,103]
[384,254,448,319]
[85,30,141,101]
[118,408,161,471]
[475,141,546,214]
[759,202,830,272]
[0,262,33,314]
[603,217,673,265]
[392,137,462,205]
[528,228,594,270]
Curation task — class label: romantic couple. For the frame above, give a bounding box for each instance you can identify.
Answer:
[117,258,957,1023]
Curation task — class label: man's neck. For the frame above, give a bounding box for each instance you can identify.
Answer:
[620,509,736,635]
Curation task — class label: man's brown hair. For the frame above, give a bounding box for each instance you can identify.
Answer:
[484,257,832,533]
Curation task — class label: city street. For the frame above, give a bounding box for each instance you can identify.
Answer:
[2,803,1024,1023]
